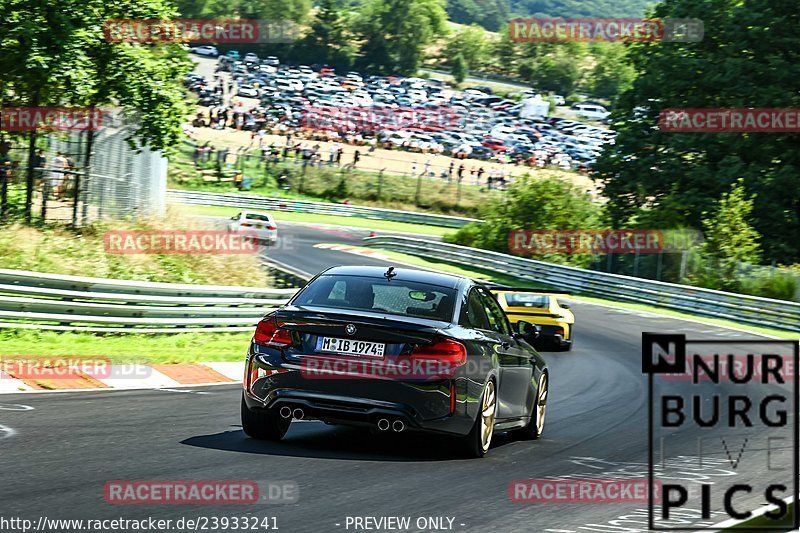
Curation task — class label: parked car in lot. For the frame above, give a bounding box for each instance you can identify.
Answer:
[226,211,277,245]
[241,266,549,458]
[237,85,259,98]
[189,45,219,57]
[572,103,610,120]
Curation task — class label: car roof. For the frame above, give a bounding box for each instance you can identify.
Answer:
[319,265,469,290]
[240,211,274,217]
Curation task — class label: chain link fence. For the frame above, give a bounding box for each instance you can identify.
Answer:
[0,117,166,226]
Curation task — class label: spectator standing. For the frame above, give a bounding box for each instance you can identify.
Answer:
[353,149,361,167]
[50,152,67,199]
[33,149,46,186]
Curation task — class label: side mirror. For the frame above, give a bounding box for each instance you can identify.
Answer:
[561,303,571,310]
[515,320,540,341]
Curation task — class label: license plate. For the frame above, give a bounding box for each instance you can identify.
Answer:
[254,224,263,229]
[315,337,385,357]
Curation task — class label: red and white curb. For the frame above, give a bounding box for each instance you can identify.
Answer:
[0,362,245,394]
[313,243,392,261]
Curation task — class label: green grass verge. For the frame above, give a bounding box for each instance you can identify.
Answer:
[0,217,270,286]
[0,330,252,364]
[362,245,799,339]
[180,204,456,237]
[169,148,492,218]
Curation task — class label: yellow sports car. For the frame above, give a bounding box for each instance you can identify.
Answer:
[493,289,575,351]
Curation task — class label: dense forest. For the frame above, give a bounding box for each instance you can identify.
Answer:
[447,0,659,30]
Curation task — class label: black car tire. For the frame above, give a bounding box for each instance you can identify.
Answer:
[556,326,574,352]
[458,379,497,459]
[516,373,548,440]
[241,394,290,441]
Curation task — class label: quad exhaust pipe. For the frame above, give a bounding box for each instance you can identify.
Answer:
[377,418,390,431]
[279,406,292,419]
[392,420,405,433]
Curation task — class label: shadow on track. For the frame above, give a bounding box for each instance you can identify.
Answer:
[181,421,519,462]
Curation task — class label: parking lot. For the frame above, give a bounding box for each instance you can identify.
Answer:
[185,50,616,179]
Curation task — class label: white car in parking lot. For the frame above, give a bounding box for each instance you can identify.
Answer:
[237,85,259,98]
[573,104,610,120]
[227,211,278,246]
[190,46,219,57]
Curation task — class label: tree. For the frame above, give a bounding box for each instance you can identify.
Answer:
[442,24,490,70]
[293,0,355,69]
[589,43,635,101]
[446,176,601,265]
[594,0,800,264]
[176,0,310,22]
[516,43,587,95]
[0,0,193,222]
[451,54,468,84]
[354,0,448,76]
[702,179,762,266]
[445,0,509,31]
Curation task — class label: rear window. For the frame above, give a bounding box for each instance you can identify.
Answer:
[292,275,457,322]
[503,294,550,308]
[244,213,273,222]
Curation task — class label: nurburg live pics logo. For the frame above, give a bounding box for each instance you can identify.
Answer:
[642,333,799,530]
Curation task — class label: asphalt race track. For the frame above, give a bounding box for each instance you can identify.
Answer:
[1,222,795,533]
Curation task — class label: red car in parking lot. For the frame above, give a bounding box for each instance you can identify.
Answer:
[482,137,510,152]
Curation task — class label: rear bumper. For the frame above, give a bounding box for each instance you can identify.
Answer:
[243,350,482,436]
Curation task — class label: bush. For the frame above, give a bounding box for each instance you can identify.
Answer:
[446,175,602,258]
[739,272,798,301]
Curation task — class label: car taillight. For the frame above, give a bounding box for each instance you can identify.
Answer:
[265,225,276,230]
[241,223,254,227]
[410,338,467,366]
[554,327,564,336]
[253,318,293,347]
[244,358,259,390]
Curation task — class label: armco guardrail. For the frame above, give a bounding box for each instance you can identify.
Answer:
[0,269,297,332]
[363,236,800,332]
[167,190,480,229]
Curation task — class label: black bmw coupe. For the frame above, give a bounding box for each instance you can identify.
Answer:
[241,266,549,457]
